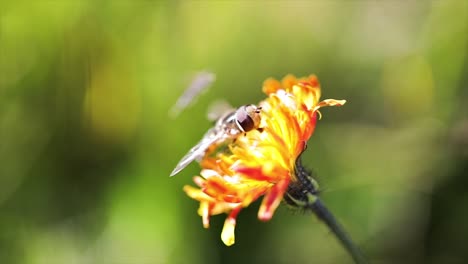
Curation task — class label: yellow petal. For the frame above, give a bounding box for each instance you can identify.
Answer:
[200,202,210,228]
[315,99,347,110]
[221,217,236,246]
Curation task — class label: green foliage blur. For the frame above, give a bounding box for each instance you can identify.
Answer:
[1,1,467,263]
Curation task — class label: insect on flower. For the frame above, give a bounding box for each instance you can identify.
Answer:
[180,74,368,263]
[170,104,262,177]
[182,74,344,240]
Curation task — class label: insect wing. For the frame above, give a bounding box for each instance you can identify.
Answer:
[169,71,216,118]
[206,99,235,122]
[170,128,222,177]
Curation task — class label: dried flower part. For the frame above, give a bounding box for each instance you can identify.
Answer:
[183,75,346,246]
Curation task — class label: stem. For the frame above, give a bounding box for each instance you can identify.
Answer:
[308,198,369,264]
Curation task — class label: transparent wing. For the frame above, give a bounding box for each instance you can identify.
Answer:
[169,71,216,118]
[170,128,223,177]
[206,99,234,121]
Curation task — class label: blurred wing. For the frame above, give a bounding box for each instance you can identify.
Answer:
[207,99,234,121]
[169,71,216,118]
[170,128,221,177]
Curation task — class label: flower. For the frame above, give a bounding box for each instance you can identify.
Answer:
[183,74,346,246]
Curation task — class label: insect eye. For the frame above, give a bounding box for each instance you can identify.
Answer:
[236,110,255,132]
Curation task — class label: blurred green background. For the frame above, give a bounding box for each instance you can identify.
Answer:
[1,1,467,263]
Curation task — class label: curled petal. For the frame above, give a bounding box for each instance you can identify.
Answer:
[315,99,347,111]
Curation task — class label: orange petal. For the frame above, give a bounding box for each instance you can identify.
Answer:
[234,166,273,181]
[262,78,281,94]
[307,75,320,88]
[258,178,290,221]
[300,110,317,143]
[281,74,298,90]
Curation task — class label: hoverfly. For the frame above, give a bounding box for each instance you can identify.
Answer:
[170,104,262,177]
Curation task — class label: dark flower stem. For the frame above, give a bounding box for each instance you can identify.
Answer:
[308,198,369,264]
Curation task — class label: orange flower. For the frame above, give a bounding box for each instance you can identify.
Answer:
[183,74,346,246]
